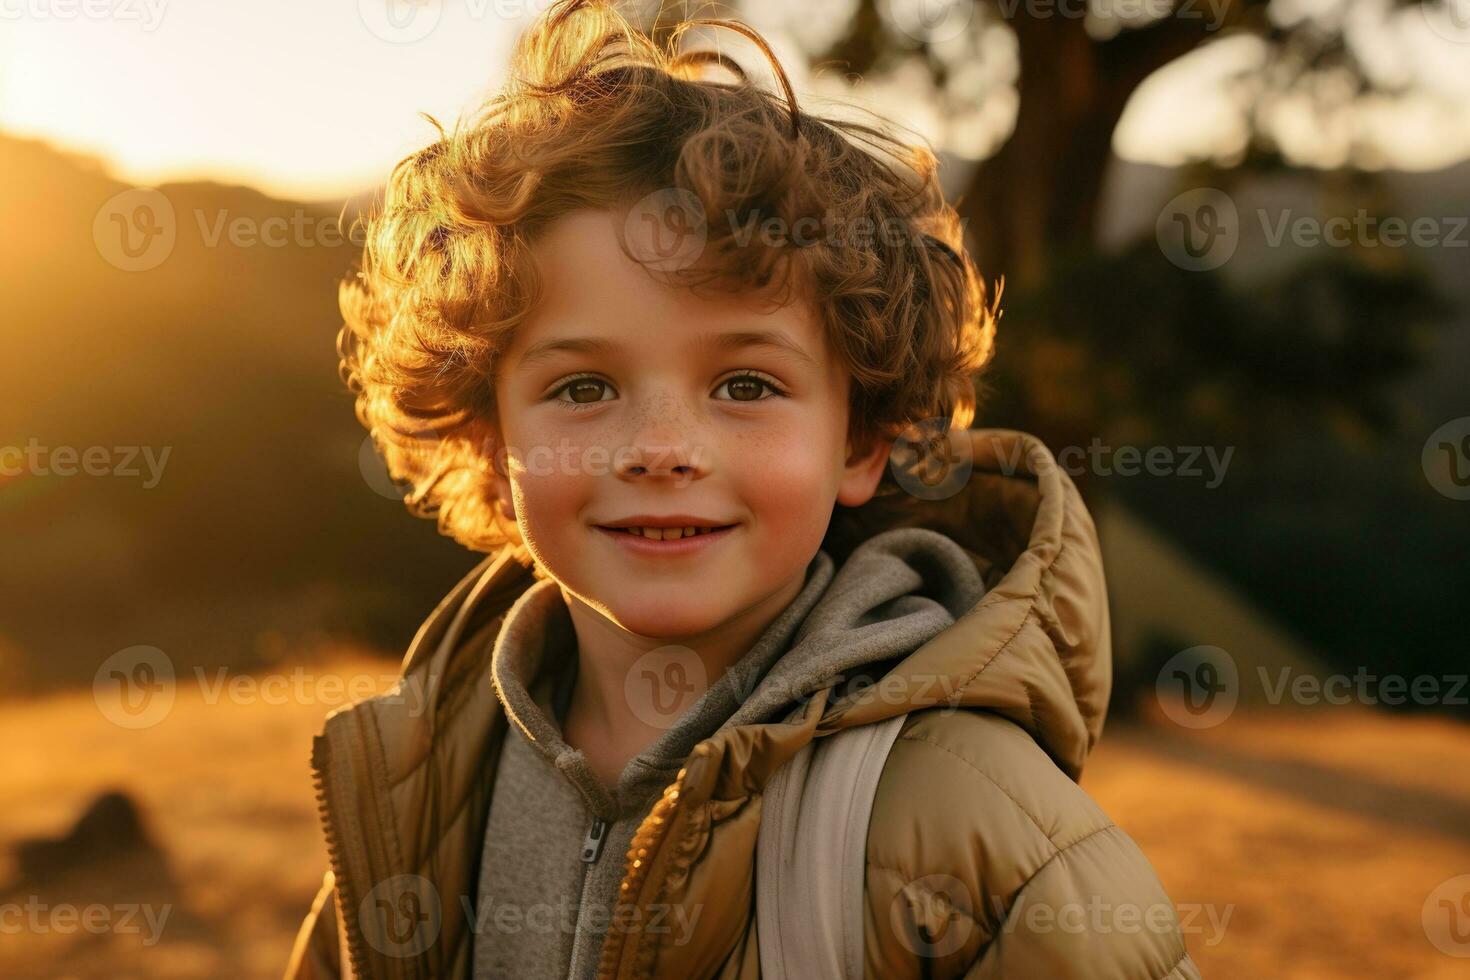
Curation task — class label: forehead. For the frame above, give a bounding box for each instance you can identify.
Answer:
[511,209,827,362]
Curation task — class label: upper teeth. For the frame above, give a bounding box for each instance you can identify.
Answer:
[625,526,714,539]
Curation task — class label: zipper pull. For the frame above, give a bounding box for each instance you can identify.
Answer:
[580,817,608,863]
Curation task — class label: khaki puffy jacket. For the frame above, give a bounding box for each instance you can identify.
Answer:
[285,429,1202,979]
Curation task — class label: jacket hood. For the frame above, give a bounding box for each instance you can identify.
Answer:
[815,428,1112,777]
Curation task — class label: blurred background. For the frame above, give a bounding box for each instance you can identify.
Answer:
[2,0,1468,976]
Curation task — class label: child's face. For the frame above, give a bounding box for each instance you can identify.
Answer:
[490,209,889,640]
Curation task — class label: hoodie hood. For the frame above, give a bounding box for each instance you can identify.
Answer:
[487,518,991,821]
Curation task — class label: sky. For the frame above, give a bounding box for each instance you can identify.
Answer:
[1,0,1468,202]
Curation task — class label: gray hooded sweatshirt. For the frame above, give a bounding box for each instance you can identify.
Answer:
[471,526,987,980]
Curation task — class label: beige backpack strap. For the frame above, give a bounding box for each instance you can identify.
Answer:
[756,712,908,979]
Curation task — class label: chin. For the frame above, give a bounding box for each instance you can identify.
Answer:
[599,594,731,641]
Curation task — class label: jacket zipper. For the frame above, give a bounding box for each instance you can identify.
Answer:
[596,691,832,979]
[314,712,410,980]
[565,816,609,979]
[595,770,696,980]
[312,730,373,980]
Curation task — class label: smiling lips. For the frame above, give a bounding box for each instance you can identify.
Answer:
[592,520,738,554]
[593,516,738,541]
[604,525,727,540]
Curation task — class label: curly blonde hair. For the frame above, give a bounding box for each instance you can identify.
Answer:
[339,0,1000,570]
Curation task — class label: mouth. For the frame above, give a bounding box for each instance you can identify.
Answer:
[594,524,736,539]
[592,521,739,556]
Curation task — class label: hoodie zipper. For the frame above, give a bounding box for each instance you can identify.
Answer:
[566,815,609,979]
[580,817,609,863]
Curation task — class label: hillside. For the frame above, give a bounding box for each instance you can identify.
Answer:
[0,135,471,689]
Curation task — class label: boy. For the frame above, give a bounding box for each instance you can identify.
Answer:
[286,1,1201,977]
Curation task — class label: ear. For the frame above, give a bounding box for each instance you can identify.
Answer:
[835,428,892,508]
[479,422,516,522]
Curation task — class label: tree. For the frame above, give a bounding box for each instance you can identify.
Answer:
[672,0,1452,471]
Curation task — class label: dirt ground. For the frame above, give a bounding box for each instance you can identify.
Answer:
[2,655,1467,979]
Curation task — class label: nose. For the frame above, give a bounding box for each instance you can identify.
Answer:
[613,396,710,484]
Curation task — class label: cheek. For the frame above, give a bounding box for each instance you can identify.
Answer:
[512,466,581,527]
[733,422,844,540]
[501,425,595,546]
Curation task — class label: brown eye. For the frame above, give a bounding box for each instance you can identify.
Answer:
[715,373,785,403]
[726,378,764,401]
[551,376,614,408]
[566,380,605,403]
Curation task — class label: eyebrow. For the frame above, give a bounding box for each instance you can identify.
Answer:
[516,329,818,369]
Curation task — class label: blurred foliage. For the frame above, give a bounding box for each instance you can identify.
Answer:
[984,235,1447,454]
